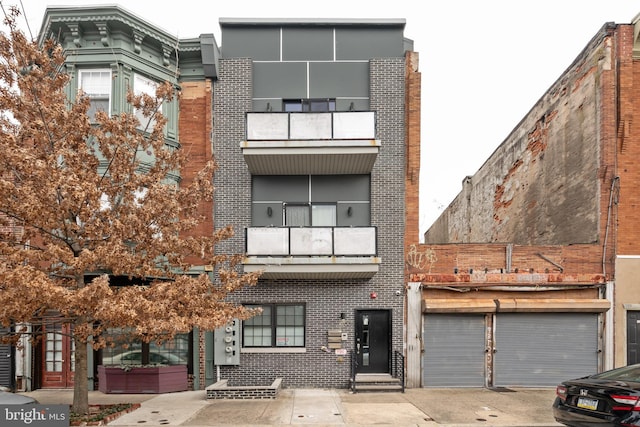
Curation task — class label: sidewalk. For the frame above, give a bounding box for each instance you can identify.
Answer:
[22,387,562,426]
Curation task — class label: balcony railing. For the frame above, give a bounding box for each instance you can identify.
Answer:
[245,226,377,257]
[241,111,380,175]
[246,111,376,141]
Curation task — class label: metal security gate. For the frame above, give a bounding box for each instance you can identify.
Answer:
[494,313,598,387]
[0,327,13,388]
[423,314,486,387]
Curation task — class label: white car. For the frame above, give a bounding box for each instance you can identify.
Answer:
[105,350,186,366]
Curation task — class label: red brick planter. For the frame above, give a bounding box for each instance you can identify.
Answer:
[98,365,188,394]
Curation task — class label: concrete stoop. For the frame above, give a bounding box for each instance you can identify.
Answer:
[205,378,282,399]
[351,373,404,392]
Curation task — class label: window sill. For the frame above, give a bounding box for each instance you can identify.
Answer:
[241,347,306,354]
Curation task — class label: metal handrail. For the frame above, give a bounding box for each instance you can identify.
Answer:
[350,350,357,392]
[392,350,405,392]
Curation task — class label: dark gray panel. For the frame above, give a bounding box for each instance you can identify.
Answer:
[252,202,283,226]
[423,314,486,387]
[337,201,370,226]
[221,26,280,60]
[309,62,369,99]
[282,27,333,61]
[311,175,369,201]
[253,62,307,99]
[252,176,308,201]
[252,99,283,112]
[336,98,369,111]
[336,27,404,60]
[494,313,598,387]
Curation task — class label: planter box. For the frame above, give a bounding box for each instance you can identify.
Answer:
[98,365,188,394]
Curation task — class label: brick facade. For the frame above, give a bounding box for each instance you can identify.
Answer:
[210,53,409,388]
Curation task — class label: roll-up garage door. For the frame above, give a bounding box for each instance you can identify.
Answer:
[0,327,12,388]
[494,313,598,387]
[423,314,486,387]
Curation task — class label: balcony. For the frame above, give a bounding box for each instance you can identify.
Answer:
[241,111,380,175]
[243,226,380,279]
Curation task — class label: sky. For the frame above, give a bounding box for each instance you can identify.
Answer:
[11,0,640,240]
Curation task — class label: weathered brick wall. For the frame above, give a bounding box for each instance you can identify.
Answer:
[616,24,640,254]
[424,25,618,247]
[406,243,605,277]
[179,81,213,265]
[404,51,421,245]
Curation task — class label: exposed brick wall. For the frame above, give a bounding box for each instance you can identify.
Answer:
[179,81,213,266]
[404,51,421,245]
[406,243,605,278]
[424,25,617,248]
[615,24,640,254]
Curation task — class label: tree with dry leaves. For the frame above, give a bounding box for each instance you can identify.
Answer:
[0,7,260,415]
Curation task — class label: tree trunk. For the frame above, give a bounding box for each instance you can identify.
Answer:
[72,323,89,415]
[72,273,89,415]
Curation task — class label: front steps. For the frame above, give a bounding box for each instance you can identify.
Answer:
[351,373,404,392]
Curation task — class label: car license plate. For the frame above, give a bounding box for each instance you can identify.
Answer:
[577,397,598,410]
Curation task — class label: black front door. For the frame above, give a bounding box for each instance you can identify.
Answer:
[355,310,390,374]
[628,311,640,365]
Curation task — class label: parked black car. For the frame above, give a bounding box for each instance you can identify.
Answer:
[553,363,640,426]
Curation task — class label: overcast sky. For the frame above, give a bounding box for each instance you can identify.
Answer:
[13,0,640,240]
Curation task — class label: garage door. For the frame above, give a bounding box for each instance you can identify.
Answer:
[423,314,486,387]
[0,327,12,388]
[494,313,598,387]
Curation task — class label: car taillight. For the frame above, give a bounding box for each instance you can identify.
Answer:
[556,385,567,401]
[611,394,640,411]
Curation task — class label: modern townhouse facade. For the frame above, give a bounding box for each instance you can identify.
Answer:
[4,6,420,392]
[209,17,418,389]
[405,12,640,387]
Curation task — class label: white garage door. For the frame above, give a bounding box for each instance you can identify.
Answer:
[494,313,598,387]
[423,314,486,387]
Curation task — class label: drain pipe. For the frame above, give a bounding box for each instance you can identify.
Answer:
[602,176,619,278]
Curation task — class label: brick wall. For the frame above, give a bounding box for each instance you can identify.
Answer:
[211,55,408,388]
[615,24,640,254]
[179,81,213,265]
[424,25,617,248]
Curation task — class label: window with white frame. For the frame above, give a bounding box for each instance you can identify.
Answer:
[78,69,111,121]
[243,304,305,347]
[133,73,160,131]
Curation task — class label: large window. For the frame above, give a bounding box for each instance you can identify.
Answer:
[284,98,335,112]
[252,175,370,227]
[133,73,160,131]
[101,328,189,366]
[78,69,111,121]
[243,304,305,347]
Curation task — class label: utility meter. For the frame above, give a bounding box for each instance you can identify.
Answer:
[214,319,240,365]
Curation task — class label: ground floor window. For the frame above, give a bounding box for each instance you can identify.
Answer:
[100,329,189,366]
[243,304,305,347]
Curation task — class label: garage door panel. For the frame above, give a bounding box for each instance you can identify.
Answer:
[0,327,12,388]
[423,314,485,387]
[494,313,598,387]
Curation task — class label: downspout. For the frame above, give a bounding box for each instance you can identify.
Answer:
[602,176,619,278]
